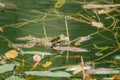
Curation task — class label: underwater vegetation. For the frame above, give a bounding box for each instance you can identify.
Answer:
[0,0,120,80]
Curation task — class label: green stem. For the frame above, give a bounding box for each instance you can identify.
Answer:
[0,35,13,44]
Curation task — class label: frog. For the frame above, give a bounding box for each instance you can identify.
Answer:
[9,34,69,49]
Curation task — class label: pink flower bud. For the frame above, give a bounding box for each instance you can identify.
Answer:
[92,21,104,28]
[33,55,42,62]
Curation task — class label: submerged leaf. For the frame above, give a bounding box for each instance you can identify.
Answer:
[93,44,108,50]
[86,68,120,74]
[5,76,25,80]
[0,64,15,74]
[22,51,54,55]
[54,0,66,8]
[5,50,18,59]
[53,46,89,52]
[42,61,52,68]
[24,71,72,77]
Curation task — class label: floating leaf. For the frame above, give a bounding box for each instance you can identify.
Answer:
[5,76,25,80]
[95,70,120,74]
[54,0,66,8]
[53,46,89,52]
[75,36,91,46]
[86,68,120,74]
[24,71,72,77]
[5,50,18,59]
[22,51,54,55]
[0,64,15,74]
[93,44,108,50]
[42,61,52,68]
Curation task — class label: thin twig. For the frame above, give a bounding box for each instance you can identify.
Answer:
[81,56,86,80]
[65,16,70,62]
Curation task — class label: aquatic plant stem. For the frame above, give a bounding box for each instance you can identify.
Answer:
[65,17,69,40]
[65,16,70,62]
[112,19,118,30]
[42,21,47,38]
[81,56,85,80]
[0,35,13,44]
[94,9,101,22]
[49,65,70,71]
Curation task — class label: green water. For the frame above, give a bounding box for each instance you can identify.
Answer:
[0,0,120,79]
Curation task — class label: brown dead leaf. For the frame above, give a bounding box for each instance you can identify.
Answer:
[112,74,120,80]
